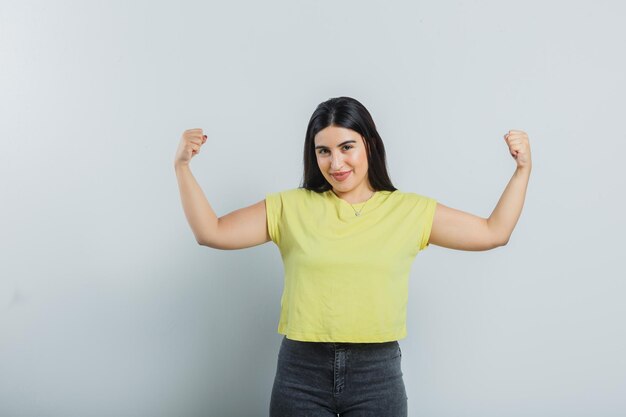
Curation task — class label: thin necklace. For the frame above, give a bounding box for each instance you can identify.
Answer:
[348,191,376,216]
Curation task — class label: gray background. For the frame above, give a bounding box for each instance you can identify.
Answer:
[1,0,624,416]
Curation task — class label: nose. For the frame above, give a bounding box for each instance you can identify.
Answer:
[330,152,344,170]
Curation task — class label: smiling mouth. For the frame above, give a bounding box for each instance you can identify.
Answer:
[331,171,352,181]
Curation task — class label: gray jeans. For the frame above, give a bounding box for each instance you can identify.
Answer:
[269,335,408,416]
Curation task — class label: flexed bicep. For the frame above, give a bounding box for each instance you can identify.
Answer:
[201,199,271,250]
[428,202,504,251]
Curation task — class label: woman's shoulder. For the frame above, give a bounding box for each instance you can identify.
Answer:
[266,187,320,201]
[385,189,435,204]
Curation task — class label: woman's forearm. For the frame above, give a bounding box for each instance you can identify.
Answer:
[487,166,531,244]
[175,163,219,245]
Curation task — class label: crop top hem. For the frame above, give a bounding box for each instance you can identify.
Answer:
[278,327,407,343]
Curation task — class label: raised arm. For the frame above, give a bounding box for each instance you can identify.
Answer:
[428,203,501,251]
[427,130,532,251]
[211,198,270,249]
[174,129,270,250]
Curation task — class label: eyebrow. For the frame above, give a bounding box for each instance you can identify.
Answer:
[314,140,357,150]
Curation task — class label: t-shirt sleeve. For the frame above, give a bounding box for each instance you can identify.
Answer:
[414,194,438,252]
[265,191,283,245]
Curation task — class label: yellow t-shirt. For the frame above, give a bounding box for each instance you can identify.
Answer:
[265,187,437,343]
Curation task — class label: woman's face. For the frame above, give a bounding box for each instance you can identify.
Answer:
[314,125,372,195]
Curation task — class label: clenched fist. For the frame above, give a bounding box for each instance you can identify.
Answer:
[503,130,532,171]
[174,128,208,167]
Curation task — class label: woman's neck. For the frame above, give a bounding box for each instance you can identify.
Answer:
[331,186,375,205]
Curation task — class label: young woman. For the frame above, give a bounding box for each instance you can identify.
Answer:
[174,96,532,416]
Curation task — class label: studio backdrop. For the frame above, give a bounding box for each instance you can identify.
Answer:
[1,0,624,416]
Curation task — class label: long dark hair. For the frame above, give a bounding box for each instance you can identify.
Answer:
[300,96,397,193]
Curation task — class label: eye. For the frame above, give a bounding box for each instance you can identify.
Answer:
[317,145,353,155]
